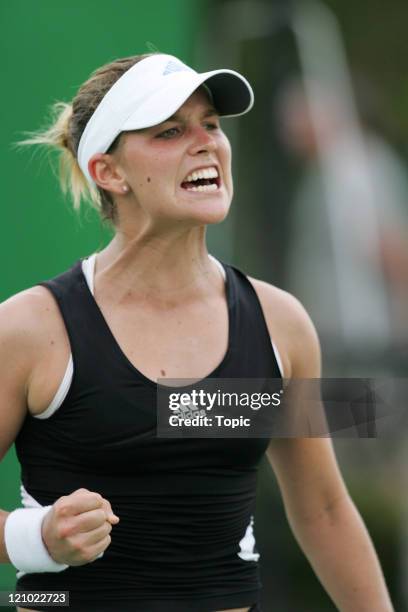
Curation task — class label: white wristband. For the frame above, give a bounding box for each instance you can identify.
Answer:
[4,506,68,573]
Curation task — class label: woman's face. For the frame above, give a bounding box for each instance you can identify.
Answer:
[113,88,233,227]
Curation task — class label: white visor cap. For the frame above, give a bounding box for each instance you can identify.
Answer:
[78,53,254,183]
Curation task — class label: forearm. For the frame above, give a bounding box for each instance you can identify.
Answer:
[0,510,11,563]
[288,494,394,611]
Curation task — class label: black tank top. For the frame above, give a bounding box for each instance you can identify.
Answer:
[15,258,281,611]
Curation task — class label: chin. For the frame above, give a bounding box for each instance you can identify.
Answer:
[188,198,231,226]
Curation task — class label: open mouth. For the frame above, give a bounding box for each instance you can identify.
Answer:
[180,166,221,192]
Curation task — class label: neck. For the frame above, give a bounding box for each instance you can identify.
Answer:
[95,224,220,298]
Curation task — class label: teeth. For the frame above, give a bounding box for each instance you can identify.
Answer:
[184,166,218,182]
[185,183,218,192]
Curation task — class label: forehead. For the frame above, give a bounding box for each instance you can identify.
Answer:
[166,87,217,120]
[116,87,217,148]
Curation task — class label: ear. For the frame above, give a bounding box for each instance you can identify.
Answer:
[87,153,125,195]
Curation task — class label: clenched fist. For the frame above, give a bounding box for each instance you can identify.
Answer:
[41,488,120,566]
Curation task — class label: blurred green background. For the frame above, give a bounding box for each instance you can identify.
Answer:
[2,1,408,610]
[0,0,205,605]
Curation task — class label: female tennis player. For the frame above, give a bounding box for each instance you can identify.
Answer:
[0,53,393,611]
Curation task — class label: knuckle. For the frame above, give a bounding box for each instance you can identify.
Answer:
[101,523,112,538]
[104,534,112,548]
[93,493,103,505]
[54,501,71,519]
[96,509,107,523]
[87,492,103,507]
[54,495,67,506]
[53,497,65,511]
[56,522,71,540]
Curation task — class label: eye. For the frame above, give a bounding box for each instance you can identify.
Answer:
[156,126,180,139]
[204,121,219,131]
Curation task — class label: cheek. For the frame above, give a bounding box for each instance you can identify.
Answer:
[220,140,233,185]
[219,136,232,168]
[143,170,175,196]
[142,152,178,185]
[127,156,170,194]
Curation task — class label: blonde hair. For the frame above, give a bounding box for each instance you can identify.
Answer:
[21,53,155,222]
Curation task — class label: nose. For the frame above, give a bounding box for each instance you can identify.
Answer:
[187,125,217,156]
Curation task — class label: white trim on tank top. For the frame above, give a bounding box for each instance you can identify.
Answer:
[33,254,284,420]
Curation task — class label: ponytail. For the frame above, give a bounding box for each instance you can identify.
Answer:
[19,53,155,222]
[20,102,99,212]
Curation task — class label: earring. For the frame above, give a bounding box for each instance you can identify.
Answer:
[122,184,129,193]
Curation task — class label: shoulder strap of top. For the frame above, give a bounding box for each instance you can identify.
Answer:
[39,260,121,380]
[39,259,89,341]
[221,262,283,379]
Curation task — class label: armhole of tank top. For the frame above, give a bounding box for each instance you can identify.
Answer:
[211,254,285,378]
[33,254,97,420]
[271,341,284,378]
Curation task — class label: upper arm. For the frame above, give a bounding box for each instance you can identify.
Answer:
[249,278,348,516]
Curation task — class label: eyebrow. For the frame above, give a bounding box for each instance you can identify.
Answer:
[163,107,219,122]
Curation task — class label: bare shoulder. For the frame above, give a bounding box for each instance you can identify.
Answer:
[0,285,62,346]
[248,276,321,378]
[0,285,69,382]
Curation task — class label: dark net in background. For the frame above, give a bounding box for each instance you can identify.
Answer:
[200,0,408,610]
